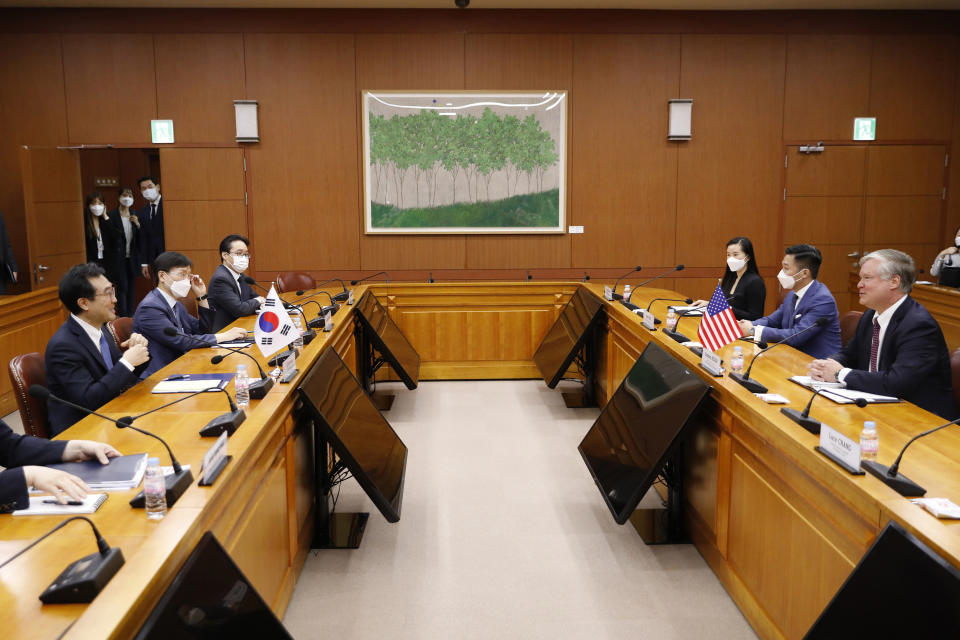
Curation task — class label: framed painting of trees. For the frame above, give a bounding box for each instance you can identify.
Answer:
[362,91,567,234]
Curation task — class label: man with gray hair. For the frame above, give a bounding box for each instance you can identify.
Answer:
[809,249,956,419]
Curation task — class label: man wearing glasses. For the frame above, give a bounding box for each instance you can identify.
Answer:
[208,234,265,332]
[45,264,151,435]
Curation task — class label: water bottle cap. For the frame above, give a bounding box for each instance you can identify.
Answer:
[147,457,160,465]
[864,421,876,430]
[734,346,742,353]
[237,364,247,372]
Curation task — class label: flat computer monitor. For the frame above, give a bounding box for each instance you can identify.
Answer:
[133,532,292,639]
[533,287,605,388]
[578,341,710,525]
[804,519,960,638]
[353,290,420,390]
[298,346,408,523]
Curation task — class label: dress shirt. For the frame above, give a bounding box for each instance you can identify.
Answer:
[838,293,908,383]
[755,279,814,343]
[70,314,133,371]
[120,214,133,258]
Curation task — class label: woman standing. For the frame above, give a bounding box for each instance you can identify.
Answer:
[106,187,142,316]
[84,191,123,296]
[693,236,766,321]
[930,225,960,287]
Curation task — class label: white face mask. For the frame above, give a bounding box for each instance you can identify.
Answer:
[954,236,960,247]
[726,257,746,272]
[119,196,134,207]
[168,276,192,298]
[777,268,805,290]
[232,255,249,272]
[142,187,159,202]
[90,204,105,216]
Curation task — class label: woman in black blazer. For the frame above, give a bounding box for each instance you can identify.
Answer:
[105,186,142,317]
[694,236,766,321]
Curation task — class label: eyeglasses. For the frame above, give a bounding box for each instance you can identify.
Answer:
[91,287,116,299]
[229,252,251,258]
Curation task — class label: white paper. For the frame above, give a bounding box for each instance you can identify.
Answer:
[756,393,789,404]
[13,493,108,516]
[152,379,224,393]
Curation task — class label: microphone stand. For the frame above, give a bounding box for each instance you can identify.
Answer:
[634,264,685,288]
[662,309,699,343]
[781,388,868,435]
[861,415,960,496]
[164,327,275,398]
[729,318,830,394]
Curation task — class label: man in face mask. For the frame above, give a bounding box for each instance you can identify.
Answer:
[137,175,165,280]
[132,251,248,378]
[738,244,842,359]
[208,234,265,332]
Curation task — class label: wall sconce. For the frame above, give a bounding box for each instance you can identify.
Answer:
[799,141,825,154]
[234,100,259,143]
[668,99,692,141]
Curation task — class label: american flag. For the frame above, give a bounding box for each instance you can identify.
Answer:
[697,284,741,352]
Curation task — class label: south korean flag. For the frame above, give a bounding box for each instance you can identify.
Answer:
[255,285,298,357]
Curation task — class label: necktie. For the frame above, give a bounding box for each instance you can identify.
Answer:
[785,295,796,329]
[99,332,114,369]
[869,317,880,372]
[150,203,157,221]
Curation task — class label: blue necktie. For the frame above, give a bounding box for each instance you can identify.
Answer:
[785,295,796,329]
[99,332,114,369]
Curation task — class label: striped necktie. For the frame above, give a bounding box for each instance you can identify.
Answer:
[869,317,880,372]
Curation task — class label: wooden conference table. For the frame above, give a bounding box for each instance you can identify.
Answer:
[2,282,959,640]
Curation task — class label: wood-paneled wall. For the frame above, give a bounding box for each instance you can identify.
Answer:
[1,9,959,312]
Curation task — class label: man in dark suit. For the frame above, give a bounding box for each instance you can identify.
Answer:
[208,234,265,332]
[45,264,151,436]
[132,251,248,379]
[810,249,957,420]
[0,210,18,294]
[738,244,842,359]
[137,175,165,280]
[0,418,119,512]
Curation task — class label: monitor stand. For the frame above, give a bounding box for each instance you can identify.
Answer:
[354,323,396,411]
[311,428,369,550]
[628,447,688,545]
[561,324,600,408]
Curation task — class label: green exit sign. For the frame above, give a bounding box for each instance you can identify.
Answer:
[853,117,876,141]
[151,120,175,144]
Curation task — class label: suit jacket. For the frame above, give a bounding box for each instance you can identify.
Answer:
[722,271,766,321]
[132,288,216,378]
[44,316,143,436]
[753,279,842,359]
[0,419,66,512]
[138,198,165,268]
[832,296,957,420]
[85,215,125,285]
[0,211,17,293]
[208,264,260,332]
[105,208,142,280]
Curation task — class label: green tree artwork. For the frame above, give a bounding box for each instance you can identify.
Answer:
[363,92,566,234]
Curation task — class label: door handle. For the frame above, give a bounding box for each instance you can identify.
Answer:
[34,263,49,284]
[847,252,860,258]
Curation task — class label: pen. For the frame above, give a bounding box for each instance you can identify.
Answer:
[42,499,83,505]
[167,374,190,380]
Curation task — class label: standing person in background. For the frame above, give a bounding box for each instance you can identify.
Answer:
[84,191,123,286]
[930,225,960,287]
[106,187,141,317]
[137,176,165,280]
[0,211,18,294]
[693,236,766,321]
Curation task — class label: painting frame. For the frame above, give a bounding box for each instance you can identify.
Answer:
[362,90,567,235]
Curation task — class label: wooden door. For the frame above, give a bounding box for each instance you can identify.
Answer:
[19,147,85,290]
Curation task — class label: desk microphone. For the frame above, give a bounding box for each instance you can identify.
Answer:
[0,516,124,604]
[611,266,642,299]
[582,272,590,282]
[781,386,868,434]
[662,308,700,343]
[350,271,389,286]
[861,415,960,496]
[644,297,694,325]
[429,272,435,283]
[729,318,829,394]
[241,276,297,309]
[526,270,533,281]
[163,327,274,399]
[29,385,194,508]
[294,278,350,302]
[635,264,685,288]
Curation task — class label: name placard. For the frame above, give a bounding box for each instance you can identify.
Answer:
[201,432,228,485]
[348,289,355,305]
[817,424,864,475]
[701,349,723,376]
[323,309,333,332]
[603,285,613,301]
[642,310,656,331]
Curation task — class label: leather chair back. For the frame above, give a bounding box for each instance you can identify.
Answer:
[839,310,863,347]
[8,353,50,439]
[107,317,133,350]
[277,271,315,294]
[950,348,960,412]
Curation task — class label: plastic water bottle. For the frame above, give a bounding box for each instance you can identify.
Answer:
[730,346,744,375]
[622,284,632,302]
[143,457,167,520]
[860,421,879,462]
[665,309,677,331]
[235,364,250,409]
[292,315,304,353]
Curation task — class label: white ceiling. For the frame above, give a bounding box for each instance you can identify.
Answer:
[2,0,960,9]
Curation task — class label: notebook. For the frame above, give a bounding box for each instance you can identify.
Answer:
[13,493,108,516]
[39,453,148,491]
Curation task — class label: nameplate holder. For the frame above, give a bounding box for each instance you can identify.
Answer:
[199,432,231,486]
[815,424,865,475]
[280,350,299,383]
[323,310,333,332]
[603,285,613,301]
[348,289,355,305]
[642,310,656,331]
[700,349,724,377]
